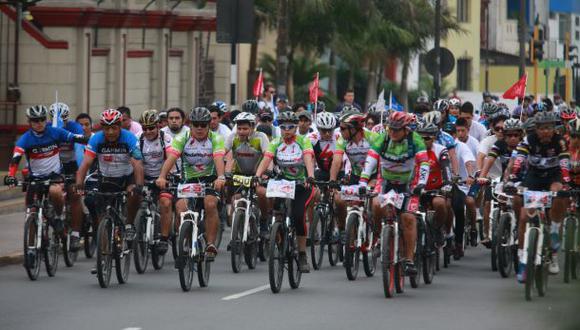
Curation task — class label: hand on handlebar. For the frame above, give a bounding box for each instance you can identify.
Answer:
[156,177,167,190]
[3,176,17,188]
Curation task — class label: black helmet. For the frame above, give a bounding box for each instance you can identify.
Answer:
[241,99,260,114]
[189,106,211,123]
[534,111,558,125]
[277,111,298,123]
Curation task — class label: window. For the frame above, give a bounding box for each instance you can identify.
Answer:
[457,59,472,91]
[457,0,469,23]
[576,31,580,41]
[576,17,580,26]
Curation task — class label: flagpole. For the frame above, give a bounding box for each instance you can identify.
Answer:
[255,68,262,102]
[520,73,528,121]
[313,72,319,121]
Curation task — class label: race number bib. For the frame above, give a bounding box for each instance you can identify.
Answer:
[523,190,552,209]
[340,185,363,201]
[266,180,296,199]
[233,175,253,188]
[379,189,405,210]
[177,183,206,198]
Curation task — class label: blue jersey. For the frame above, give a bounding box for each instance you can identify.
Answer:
[59,121,84,164]
[437,131,456,150]
[85,129,142,178]
[13,126,76,178]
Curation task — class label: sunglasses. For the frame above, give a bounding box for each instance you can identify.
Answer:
[493,126,504,133]
[143,126,157,132]
[389,127,405,132]
[192,122,208,128]
[505,133,520,138]
[420,135,435,141]
[30,118,46,123]
[280,124,297,130]
[319,129,334,134]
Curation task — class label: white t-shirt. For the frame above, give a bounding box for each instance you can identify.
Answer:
[161,125,190,173]
[462,135,480,158]
[469,120,488,142]
[213,123,232,139]
[456,140,476,194]
[478,135,502,179]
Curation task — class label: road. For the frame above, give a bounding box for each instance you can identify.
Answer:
[0,223,578,330]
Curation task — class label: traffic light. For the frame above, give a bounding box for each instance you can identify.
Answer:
[530,25,544,63]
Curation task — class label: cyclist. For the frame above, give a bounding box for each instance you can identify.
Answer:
[255,111,316,273]
[434,99,452,124]
[5,105,87,221]
[559,104,576,142]
[209,102,232,137]
[360,111,429,275]
[158,111,168,128]
[459,101,488,142]
[224,112,271,236]
[448,97,462,118]
[138,110,171,254]
[455,117,479,158]
[118,106,143,136]
[512,111,570,281]
[297,110,317,136]
[49,102,86,250]
[569,119,580,187]
[76,109,144,241]
[309,112,340,181]
[161,107,190,173]
[156,107,226,260]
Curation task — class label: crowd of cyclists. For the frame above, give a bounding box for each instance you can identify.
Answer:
[4,86,580,296]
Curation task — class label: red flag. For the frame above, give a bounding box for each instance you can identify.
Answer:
[309,73,320,104]
[502,73,527,100]
[252,69,264,98]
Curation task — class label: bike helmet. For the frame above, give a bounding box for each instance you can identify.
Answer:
[416,95,430,106]
[315,100,326,112]
[422,111,442,126]
[387,111,412,129]
[339,109,365,127]
[416,119,439,135]
[100,108,122,126]
[26,105,48,119]
[316,111,337,130]
[434,99,450,113]
[482,103,498,117]
[542,98,554,111]
[277,111,298,123]
[442,122,456,135]
[211,100,228,114]
[490,107,510,121]
[49,102,70,121]
[139,109,159,126]
[569,118,580,137]
[496,102,509,112]
[189,106,211,123]
[233,112,256,125]
[366,102,378,114]
[241,99,260,114]
[559,104,576,121]
[534,111,558,124]
[503,118,523,132]
[448,98,461,108]
[158,111,168,120]
[482,91,492,99]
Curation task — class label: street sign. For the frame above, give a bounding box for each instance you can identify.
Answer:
[424,47,455,78]
[216,0,255,44]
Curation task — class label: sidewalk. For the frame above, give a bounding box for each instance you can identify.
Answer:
[0,179,26,266]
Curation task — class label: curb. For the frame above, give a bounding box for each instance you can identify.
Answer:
[0,198,25,215]
[0,252,23,267]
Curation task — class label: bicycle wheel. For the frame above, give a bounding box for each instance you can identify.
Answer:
[411,220,424,288]
[268,221,285,293]
[310,208,325,270]
[288,246,302,289]
[362,221,377,277]
[230,210,244,273]
[23,214,41,281]
[197,235,211,288]
[423,212,436,284]
[243,215,258,270]
[216,204,227,249]
[395,262,404,294]
[327,214,340,267]
[83,213,96,259]
[171,212,179,262]
[115,224,132,284]
[151,213,165,270]
[490,210,499,272]
[497,213,514,278]
[381,225,395,298]
[62,210,77,267]
[344,213,360,281]
[133,207,149,274]
[564,217,576,283]
[44,220,59,277]
[96,217,113,288]
[536,244,549,297]
[525,228,539,301]
[177,221,194,291]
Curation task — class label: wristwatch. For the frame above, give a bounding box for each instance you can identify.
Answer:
[217,175,226,180]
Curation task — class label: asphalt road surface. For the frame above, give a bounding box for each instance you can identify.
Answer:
[0,224,578,330]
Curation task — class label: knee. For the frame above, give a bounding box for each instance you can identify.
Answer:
[465,197,475,208]
[204,197,218,210]
[160,197,172,209]
[401,213,415,227]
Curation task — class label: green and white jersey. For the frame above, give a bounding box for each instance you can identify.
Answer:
[335,129,381,176]
[168,130,225,179]
[264,135,314,180]
[225,131,270,175]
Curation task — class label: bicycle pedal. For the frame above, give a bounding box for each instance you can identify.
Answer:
[90,268,97,275]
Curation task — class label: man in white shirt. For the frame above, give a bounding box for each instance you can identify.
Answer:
[209,104,232,138]
[460,102,487,141]
[258,83,276,117]
[118,106,143,136]
[455,117,479,158]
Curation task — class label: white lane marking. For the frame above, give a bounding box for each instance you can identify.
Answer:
[221,284,270,301]
[123,328,142,330]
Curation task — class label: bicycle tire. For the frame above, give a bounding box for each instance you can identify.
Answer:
[443,238,451,269]
[564,217,576,283]
[536,243,549,297]
[381,225,395,298]
[288,246,301,289]
[490,210,499,272]
[133,207,149,274]
[44,221,59,277]
[362,220,377,277]
[435,248,440,272]
[197,235,211,288]
[115,224,132,284]
[411,219,424,288]
[423,211,436,284]
[327,215,340,267]
[83,213,96,259]
[310,208,325,270]
[268,221,285,293]
[497,212,514,278]
[151,212,165,270]
[525,228,539,301]
[177,221,194,291]
[243,215,258,270]
[230,210,244,273]
[171,212,179,262]
[344,213,360,281]
[96,217,113,288]
[216,204,227,249]
[62,209,77,267]
[23,214,41,281]
[395,262,404,294]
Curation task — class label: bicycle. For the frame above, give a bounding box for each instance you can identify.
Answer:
[20,178,61,280]
[173,182,213,292]
[228,175,260,273]
[340,185,378,281]
[494,185,519,278]
[416,191,440,286]
[266,178,305,293]
[561,189,580,283]
[310,180,341,270]
[61,174,78,267]
[87,182,133,288]
[133,182,165,274]
[82,173,99,259]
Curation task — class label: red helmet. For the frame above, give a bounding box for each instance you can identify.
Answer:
[101,108,122,126]
[388,111,412,129]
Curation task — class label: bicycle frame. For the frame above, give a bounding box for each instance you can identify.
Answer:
[143,185,161,245]
[231,178,258,244]
[180,204,204,259]
[562,192,580,257]
[521,189,553,267]
[25,181,52,251]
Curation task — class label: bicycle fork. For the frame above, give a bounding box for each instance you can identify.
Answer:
[180,210,200,258]
[522,221,544,266]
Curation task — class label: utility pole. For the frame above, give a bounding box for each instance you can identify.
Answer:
[566,32,572,103]
[276,0,289,97]
[533,25,539,99]
[518,0,526,78]
[434,0,441,99]
[484,0,490,92]
[229,0,238,106]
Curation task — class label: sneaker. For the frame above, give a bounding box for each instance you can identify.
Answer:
[481,238,492,249]
[549,254,560,275]
[404,261,418,276]
[205,244,217,261]
[69,235,81,252]
[124,224,136,242]
[453,245,464,260]
[516,262,526,283]
[298,253,310,273]
[155,240,168,255]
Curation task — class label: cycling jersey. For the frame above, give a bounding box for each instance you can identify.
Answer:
[436,130,456,150]
[161,126,190,172]
[264,135,314,180]
[488,139,515,174]
[85,129,142,178]
[168,130,225,179]
[12,126,81,178]
[571,147,580,186]
[410,143,450,190]
[335,130,380,177]
[308,131,341,172]
[513,133,570,182]
[225,131,269,175]
[139,132,166,179]
[59,121,84,164]
[361,131,429,185]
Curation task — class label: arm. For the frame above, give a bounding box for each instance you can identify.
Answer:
[255,156,272,178]
[304,153,315,178]
[214,154,225,177]
[359,150,379,185]
[448,147,459,176]
[329,153,343,181]
[224,150,234,173]
[476,152,487,171]
[75,153,95,189]
[130,158,144,186]
[439,149,453,184]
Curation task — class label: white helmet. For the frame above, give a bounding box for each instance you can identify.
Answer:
[422,111,442,126]
[233,112,256,125]
[49,102,70,121]
[315,111,337,129]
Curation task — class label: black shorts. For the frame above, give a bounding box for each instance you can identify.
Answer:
[25,173,64,206]
[99,174,135,192]
[522,169,561,191]
[61,161,78,176]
